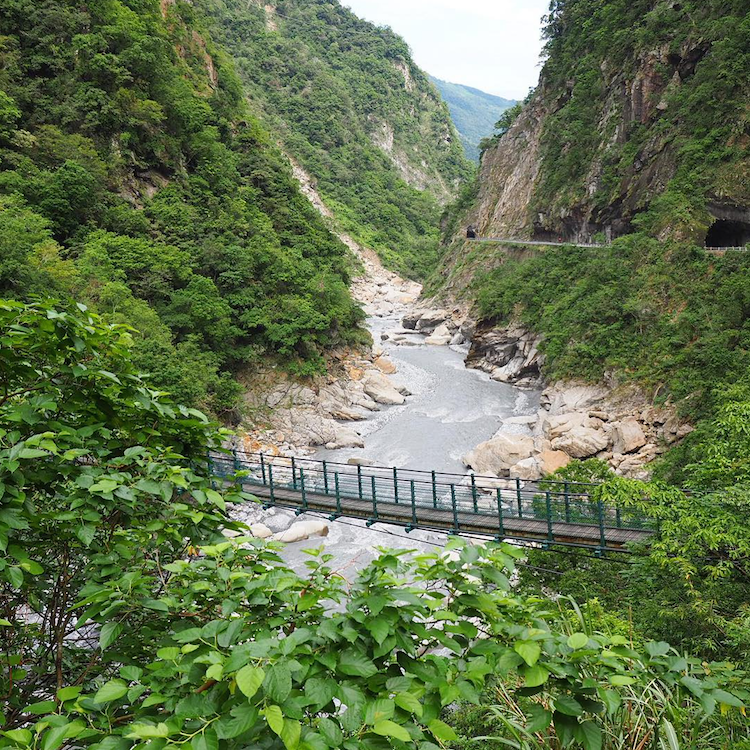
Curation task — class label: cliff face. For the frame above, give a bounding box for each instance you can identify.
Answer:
[460,0,749,245]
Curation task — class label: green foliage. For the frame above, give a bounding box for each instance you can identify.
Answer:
[475,237,750,422]
[0,0,365,414]
[197,0,472,279]
[2,300,746,750]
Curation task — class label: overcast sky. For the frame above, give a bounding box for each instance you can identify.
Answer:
[342,0,549,100]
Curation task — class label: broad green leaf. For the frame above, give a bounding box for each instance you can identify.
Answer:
[554,695,583,716]
[57,686,82,702]
[318,718,343,747]
[264,663,292,703]
[567,632,589,650]
[42,724,72,750]
[7,566,23,589]
[372,721,410,742]
[394,692,423,717]
[609,675,635,687]
[265,705,284,736]
[124,723,169,739]
[514,640,541,666]
[99,622,122,650]
[711,689,744,708]
[193,728,218,750]
[573,720,602,750]
[339,649,378,678]
[526,705,552,732]
[236,665,265,699]
[94,679,128,704]
[281,719,301,750]
[427,719,457,742]
[3,729,32,745]
[25,700,57,714]
[366,617,390,645]
[524,664,550,687]
[305,677,338,709]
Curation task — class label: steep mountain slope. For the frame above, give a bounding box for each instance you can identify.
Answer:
[433,0,750,473]
[430,77,516,162]
[195,0,472,277]
[459,0,749,244]
[0,0,364,415]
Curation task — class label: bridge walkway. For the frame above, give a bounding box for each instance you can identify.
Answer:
[210,452,656,553]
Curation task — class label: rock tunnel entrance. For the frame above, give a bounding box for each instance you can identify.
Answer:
[705,219,750,248]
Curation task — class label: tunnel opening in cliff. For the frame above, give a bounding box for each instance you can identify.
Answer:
[705,219,750,248]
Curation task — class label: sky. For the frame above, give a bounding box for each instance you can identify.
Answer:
[342,0,550,100]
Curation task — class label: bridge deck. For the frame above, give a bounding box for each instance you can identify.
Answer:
[211,452,656,553]
[245,482,649,549]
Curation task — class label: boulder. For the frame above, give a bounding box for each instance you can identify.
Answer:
[274,520,329,543]
[362,372,405,405]
[373,356,397,374]
[325,427,364,450]
[464,433,536,476]
[425,323,452,346]
[249,523,273,539]
[450,332,465,346]
[543,412,587,440]
[402,313,421,330]
[509,456,542,481]
[551,426,609,458]
[416,309,450,333]
[347,457,375,466]
[611,418,647,454]
[537,449,572,476]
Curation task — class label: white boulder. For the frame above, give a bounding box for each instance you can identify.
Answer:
[274,520,329,543]
[362,372,405,405]
[611,418,647,454]
[464,433,536,476]
[551,426,609,459]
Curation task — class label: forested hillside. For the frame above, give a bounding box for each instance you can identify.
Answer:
[431,0,750,683]
[430,77,516,162]
[196,0,472,277]
[0,0,366,416]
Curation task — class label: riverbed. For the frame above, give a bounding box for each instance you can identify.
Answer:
[272,309,540,570]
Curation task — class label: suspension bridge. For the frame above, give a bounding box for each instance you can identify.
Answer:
[209,451,657,554]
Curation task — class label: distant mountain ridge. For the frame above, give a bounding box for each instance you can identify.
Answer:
[431,77,516,161]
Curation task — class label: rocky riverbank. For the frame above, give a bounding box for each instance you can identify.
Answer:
[236,236,421,458]
[397,307,693,481]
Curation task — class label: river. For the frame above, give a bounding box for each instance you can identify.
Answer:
[275,309,540,570]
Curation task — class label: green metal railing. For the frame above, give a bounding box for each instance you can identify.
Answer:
[209,450,656,553]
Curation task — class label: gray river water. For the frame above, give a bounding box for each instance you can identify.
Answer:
[276,311,540,571]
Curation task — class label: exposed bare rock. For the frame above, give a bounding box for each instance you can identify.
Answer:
[464,434,536,476]
[509,456,542,481]
[373,356,397,374]
[611,418,647,454]
[274,520,329,543]
[325,427,365,450]
[537,449,572,475]
[551,426,610,459]
[362,371,406,405]
[425,324,452,345]
[416,310,451,333]
[249,523,273,539]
